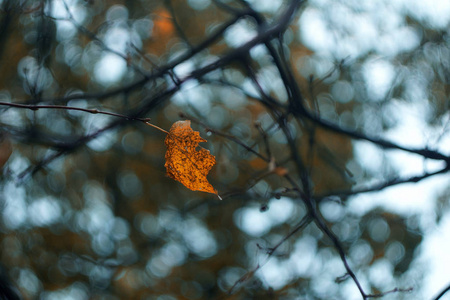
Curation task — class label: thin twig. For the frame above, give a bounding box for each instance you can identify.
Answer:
[312,209,368,298]
[164,0,192,47]
[59,0,147,78]
[182,113,270,162]
[145,122,169,134]
[16,86,178,180]
[297,109,450,163]
[366,287,413,298]
[0,101,151,122]
[433,282,450,300]
[315,165,450,202]
[228,214,312,294]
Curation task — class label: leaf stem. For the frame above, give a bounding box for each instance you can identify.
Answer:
[145,122,169,134]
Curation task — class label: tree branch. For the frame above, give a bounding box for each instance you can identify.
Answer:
[433,282,450,300]
[315,165,450,201]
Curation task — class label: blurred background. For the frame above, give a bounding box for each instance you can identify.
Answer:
[0,0,449,299]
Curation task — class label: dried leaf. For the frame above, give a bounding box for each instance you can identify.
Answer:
[164,120,217,195]
[274,166,288,176]
[0,133,12,169]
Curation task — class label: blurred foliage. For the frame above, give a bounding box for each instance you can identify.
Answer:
[0,0,449,299]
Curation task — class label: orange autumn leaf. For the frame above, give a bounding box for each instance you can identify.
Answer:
[164,120,217,195]
[0,133,12,169]
[152,9,175,38]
